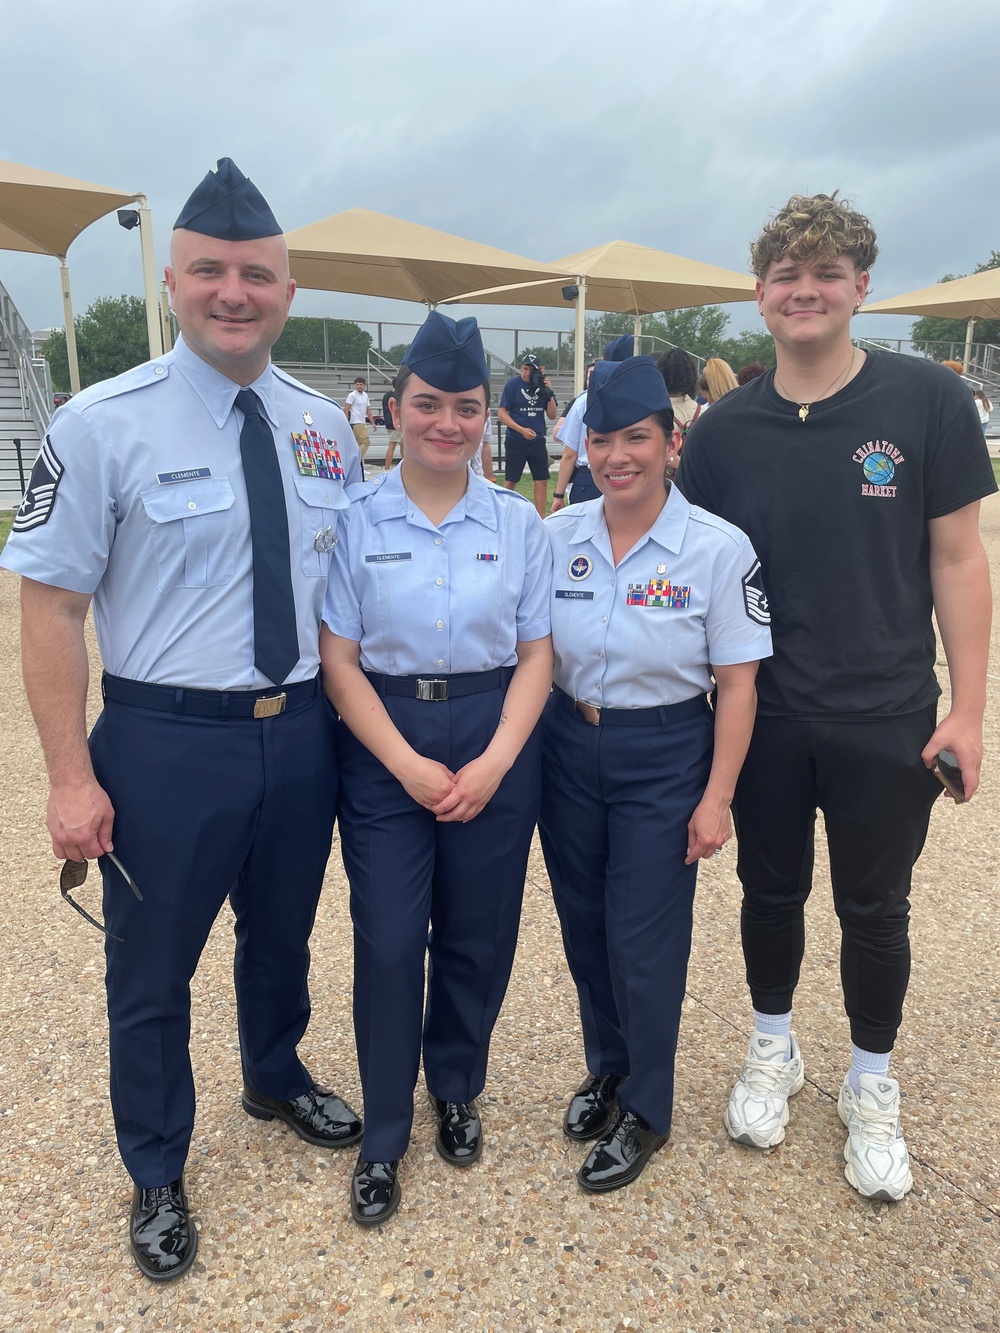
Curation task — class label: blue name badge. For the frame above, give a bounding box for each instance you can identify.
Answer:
[556,589,595,600]
[364,552,412,563]
[156,467,212,485]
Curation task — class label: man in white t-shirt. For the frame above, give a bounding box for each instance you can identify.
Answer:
[344,377,375,466]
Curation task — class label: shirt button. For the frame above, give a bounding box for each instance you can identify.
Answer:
[435,577,444,586]
[601,616,607,623]
[154,366,165,375]
[187,501,197,510]
[437,659,445,667]
[434,538,443,546]
[436,620,444,629]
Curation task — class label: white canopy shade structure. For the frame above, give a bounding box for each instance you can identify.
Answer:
[862,269,1000,370]
[444,238,758,390]
[285,208,572,308]
[0,157,160,393]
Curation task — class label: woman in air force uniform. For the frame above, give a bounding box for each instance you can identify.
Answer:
[540,356,772,1192]
[321,312,553,1225]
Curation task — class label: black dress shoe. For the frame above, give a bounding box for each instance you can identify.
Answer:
[242,1084,362,1147]
[577,1107,667,1193]
[430,1095,482,1166]
[564,1073,624,1141]
[350,1157,401,1226]
[129,1177,198,1282]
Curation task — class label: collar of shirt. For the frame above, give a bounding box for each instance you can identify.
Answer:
[369,464,499,533]
[171,335,279,430]
[568,485,691,565]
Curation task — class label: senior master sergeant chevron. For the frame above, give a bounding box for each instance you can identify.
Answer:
[1,158,363,1281]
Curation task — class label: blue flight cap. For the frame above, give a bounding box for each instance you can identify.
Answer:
[173,157,282,240]
[583,355,672,433]
[603,334,636,361]
[403,311,489,392]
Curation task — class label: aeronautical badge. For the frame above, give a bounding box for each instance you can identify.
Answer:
[742,559,770,624]
[13,436,64,532]
[568,554,593,581]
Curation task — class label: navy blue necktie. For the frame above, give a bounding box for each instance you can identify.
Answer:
[235,389,299,686]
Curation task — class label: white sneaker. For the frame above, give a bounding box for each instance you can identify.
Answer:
[724,1031,805,1148]
[838,1073,913,1201]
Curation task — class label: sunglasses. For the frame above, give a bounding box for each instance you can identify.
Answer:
[60,853,143,942]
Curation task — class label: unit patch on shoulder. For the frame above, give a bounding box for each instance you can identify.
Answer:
[742,558,770,624]
[13,436,64,532]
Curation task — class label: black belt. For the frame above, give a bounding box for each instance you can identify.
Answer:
[101,672,319,719]
[553,685,708,727]
[365,666,514,702]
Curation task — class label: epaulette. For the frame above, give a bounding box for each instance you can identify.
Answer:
[67,357,172,411]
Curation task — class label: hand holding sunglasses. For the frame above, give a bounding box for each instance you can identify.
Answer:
[60,852,143,941]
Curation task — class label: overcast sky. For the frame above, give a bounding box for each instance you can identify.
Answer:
[3,0,998,347]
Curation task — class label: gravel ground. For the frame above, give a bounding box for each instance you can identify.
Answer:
[0,501,998,1333]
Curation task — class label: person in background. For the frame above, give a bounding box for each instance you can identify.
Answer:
[322,311,552,1227]
[972,387,992,435]
[541,354,770,1194]
[345,376,375,468]
[499,354,558,517]
[0,158,364,1281]
[737,362,768,386]
[677,191,995,1202]
[699,357,739,404]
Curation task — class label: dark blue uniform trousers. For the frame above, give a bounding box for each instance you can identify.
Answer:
[538,690,713,1137]
[89,679,338,1187]
[336,676,541,1163]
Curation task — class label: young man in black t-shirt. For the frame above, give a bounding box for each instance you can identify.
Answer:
[677,193,996,1201]
[499,355,557,517]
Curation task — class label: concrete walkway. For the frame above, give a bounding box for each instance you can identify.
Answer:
[0,500,997,1332]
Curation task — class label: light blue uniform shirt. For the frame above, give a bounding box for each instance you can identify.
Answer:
[545,486,772,707]
[0,336,362,688]
[556,394,588,466]
[324,466,551,674]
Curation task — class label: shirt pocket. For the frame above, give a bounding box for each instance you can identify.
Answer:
[293,474,349,578]
[139,478,237,593]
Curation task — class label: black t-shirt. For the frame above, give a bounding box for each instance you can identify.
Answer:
[382,390,394,427]
[675,350,997,718]
[500,375,554,444]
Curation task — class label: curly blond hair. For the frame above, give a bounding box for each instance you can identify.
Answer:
[750,192,878,279]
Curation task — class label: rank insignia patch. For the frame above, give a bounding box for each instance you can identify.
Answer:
[13,436,64,532]
[742,558,770,624]
[291,429,345,480]
[627,578,691,608]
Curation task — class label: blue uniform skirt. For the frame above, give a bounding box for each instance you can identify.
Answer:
[336,667,541,1162]
[538,688,713,1137]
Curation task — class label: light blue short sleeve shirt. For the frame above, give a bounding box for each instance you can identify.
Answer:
[0,337,362,688]
[544,485,772,707]
[324,466,551,674]
[556,394,588,466]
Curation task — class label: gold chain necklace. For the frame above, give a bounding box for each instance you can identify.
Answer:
[774,349,857,423]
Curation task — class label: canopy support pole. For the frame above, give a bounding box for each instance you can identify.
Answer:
[136,197,162,359]
[159,281,173,352]
[573,277,587,396]
[633,315,642,356]
[59,259,81,395]
[964,315,976,373]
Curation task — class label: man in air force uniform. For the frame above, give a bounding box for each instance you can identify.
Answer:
[1,158,363,1280]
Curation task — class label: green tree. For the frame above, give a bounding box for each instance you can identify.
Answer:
[717,328,776,369]
[41,294,149,391]
[909,252,1000,353]
[271,317,373,364]
[569,306,741,364]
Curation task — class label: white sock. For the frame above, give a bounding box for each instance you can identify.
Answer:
[753,1009,792,1041]
[848,1045,890,1094]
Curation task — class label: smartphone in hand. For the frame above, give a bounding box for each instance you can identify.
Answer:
[932,748,966,803]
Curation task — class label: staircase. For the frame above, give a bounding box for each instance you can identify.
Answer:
[0,277,51,509]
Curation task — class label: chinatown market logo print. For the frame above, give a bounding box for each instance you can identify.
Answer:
[13,436,64,532]
[853,440,904,498]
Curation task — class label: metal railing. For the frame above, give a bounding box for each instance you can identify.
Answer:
[0,276,51,437]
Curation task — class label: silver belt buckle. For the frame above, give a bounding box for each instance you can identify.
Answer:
[253,692,287,718]
[416,678,449,702]
[574,700,601,726]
